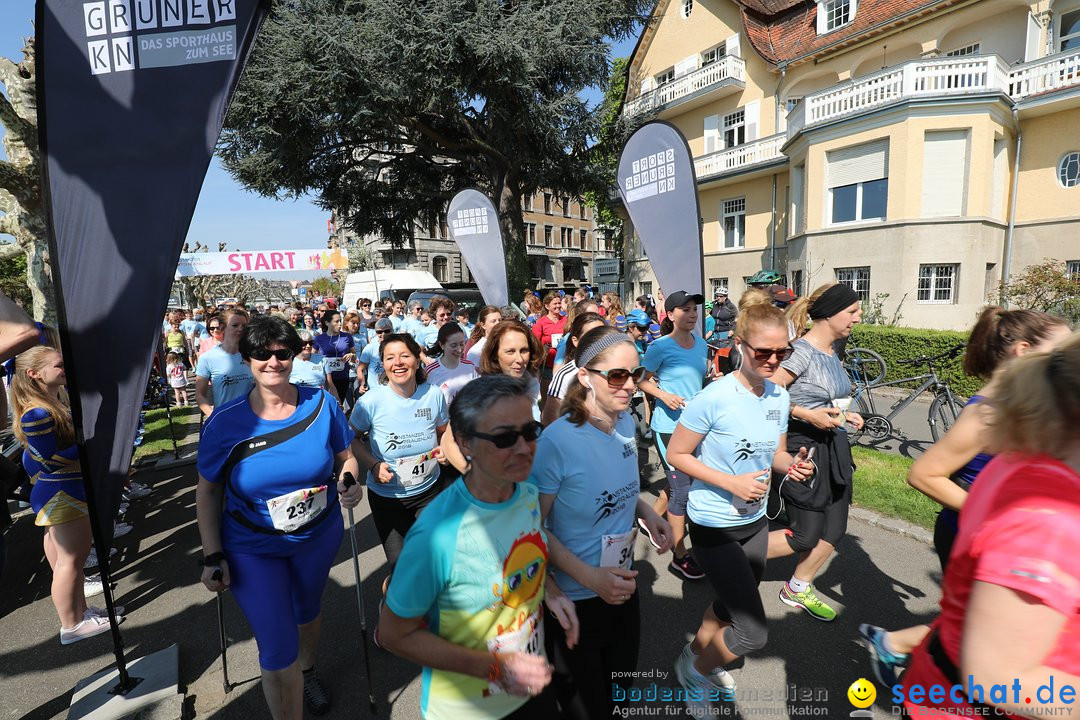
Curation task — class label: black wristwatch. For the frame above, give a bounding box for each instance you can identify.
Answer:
[200,551,225,567]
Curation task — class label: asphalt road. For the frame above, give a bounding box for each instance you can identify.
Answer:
[0,449,942,720]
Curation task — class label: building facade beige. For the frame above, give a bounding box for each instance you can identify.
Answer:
[622,0,1080,329]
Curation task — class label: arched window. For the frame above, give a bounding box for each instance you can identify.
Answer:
[432,256,448,282]
[1059,152,1080,189]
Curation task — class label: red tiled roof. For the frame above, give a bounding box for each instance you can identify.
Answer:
[736,0,958,65]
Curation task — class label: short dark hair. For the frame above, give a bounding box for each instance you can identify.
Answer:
[240,315,303,360]
[450,374,532,440]
[319,309,341,333]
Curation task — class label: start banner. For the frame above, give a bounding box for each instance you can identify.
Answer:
[176,247,349,276]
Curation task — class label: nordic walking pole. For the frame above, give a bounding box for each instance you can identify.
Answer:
[342,472,377,712]
[212,569,232,693]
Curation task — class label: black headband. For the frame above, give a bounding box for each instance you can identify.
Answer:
[809,284,861,320]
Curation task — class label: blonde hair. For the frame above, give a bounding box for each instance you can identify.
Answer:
[785,283,834,340]
[988,333,1080,459]
[602,292,625,319]
[738,288,772,312]
[734,304,788,342]
[10,346,75,447]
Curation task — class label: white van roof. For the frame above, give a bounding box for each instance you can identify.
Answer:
[343,270,442,309]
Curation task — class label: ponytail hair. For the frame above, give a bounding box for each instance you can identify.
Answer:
[963,306,1069,380]
[561,326,635,426]
[469,305,502,345]
[784,283,832,339]
[987,332,1080,458]
[427,322,466,358]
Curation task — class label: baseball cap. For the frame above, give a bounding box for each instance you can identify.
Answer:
[664,290,706,313]
[625,309,651,327]
[767,285,797,304]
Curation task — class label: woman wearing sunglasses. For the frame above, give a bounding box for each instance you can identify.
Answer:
[665,304,814,714]
[540,312,604,427]
[356,318,393,396]
[195,307,253,417]
[196,315,362,719]
[530,327,672,719]
[766,283,865,623]
[197,314,224,357]
[349,333,450,580]
[378,374,579,720]
[288,330,340,402]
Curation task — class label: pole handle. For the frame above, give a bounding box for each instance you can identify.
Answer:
[211,568,222,582]
[342,471,357,489]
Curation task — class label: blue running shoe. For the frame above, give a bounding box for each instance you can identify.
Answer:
[859,623,909,687]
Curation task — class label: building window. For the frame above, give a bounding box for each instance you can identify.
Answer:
[1060,8,1080,52]
[835,267,871,303]
[701,43,726,67]
[821,0,854,32]
[523,193,534,211]
[579,203,587,220]
[641,281,653,299]
[1059,152,1080,188]
[945,43,981,56]
[917,264,958,304]
[562,197,571,218]
[544,225,553,247]
[544,193,552,214]
[655,67,675,87]
[723,110,745,149]
[580,229,588,249]
[709,277,729,296]
[828,140,889,224]
[681,0,693,18]
[525,222,538,245]
[790,269,804,297]
[722,198,746,249]
[432,256,448,283]
[1067,260,1080,279]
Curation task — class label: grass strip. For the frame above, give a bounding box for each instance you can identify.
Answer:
[132,405,200,465]
[851,446,939,529]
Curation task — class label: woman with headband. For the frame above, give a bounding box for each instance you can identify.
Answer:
[766,283,865,622]
[530,327,672,718]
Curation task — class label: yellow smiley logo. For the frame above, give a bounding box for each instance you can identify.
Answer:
[848,678,876,708]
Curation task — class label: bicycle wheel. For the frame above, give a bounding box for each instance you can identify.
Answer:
[929,393,960,442]
[844,347,886,387]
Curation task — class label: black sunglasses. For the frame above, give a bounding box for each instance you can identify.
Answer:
[248,348,295,362]
[208,325,221,331]
[586,365,646,387]
[741,340,794,362]
[471,421,543,449]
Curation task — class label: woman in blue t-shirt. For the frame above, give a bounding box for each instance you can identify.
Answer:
[666,305,814,714]
[531,327,672,719]
[638,290,708,580]
[349,333,450,577]
[196,316,362,719]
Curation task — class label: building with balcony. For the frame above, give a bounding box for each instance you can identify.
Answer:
[337,192,612,292]
[622,0,1080,329]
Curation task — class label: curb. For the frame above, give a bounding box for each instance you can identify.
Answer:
[849,505,933,545]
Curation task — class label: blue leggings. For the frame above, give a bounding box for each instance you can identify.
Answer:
[227,519,343,671]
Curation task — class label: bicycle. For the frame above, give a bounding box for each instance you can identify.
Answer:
[843,346,887,389]
[848,344,966,443]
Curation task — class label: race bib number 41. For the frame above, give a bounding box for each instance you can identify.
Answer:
[266,486,328,532]
[395,451,439,488]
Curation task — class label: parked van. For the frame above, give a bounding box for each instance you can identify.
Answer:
[342,270,442,312]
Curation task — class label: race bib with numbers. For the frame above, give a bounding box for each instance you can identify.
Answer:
[324,357,346,373]
[485,610,545,695]
[266,485,328,532]
[395,450,439,488]
[600,529,637,569]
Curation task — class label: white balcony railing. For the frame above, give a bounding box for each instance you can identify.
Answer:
[694,133,787,181]
[1010,49,1080,98]
[558,247,582,258]
[788,52,1080,137]
[624,56,746,116]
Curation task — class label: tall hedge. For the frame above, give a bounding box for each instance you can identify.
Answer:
[848,325,981,398]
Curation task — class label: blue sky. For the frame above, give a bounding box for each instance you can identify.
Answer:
[0,2,637,278]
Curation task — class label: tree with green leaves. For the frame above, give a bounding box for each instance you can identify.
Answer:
[997,259,1080,323]
[219,0,649,297]
[0,36,55,322]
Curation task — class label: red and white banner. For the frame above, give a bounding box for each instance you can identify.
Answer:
[176,247,349,276]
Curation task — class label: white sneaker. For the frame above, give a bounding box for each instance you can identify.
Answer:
[60,612,113,645]
[113,522,133,538]
[84,575,104,597]
[675,643,734,717]
[88,604,125,618]
[679,642,736,690]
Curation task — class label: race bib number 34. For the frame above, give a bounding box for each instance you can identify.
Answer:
[600,529,637,569]
[266,486,328,532]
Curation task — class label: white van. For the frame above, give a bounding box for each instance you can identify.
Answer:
[342,270,442,312]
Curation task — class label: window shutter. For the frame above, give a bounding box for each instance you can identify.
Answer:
[745,100,760,142]
[921,131,968,218]
[815,1,827,34]
[1025,12,1041,61]
[727,32,741,58]
[675,55,699,77]
[704,114,719,154]
[641,75,656,93]
[827,140,889,188]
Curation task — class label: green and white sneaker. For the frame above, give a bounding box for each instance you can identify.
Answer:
[779,583,837,622]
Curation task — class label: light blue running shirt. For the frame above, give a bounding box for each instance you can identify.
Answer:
[358,340,383,388]
[195,345,254,408]
[529,413,639,600]
[680,373,789,528]
[643,334,708,433]
[349,383,449,498]
[290,357,329,389]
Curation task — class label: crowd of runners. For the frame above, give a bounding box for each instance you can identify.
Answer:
[3,278,1078,720]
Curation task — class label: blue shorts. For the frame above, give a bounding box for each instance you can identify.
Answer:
[226,515,343,671]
